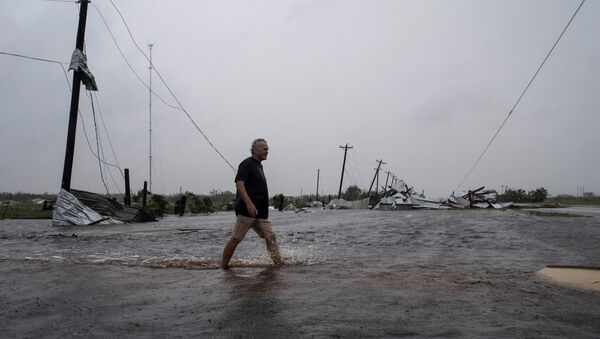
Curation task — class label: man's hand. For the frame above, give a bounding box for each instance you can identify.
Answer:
[235,180,258,218]
[236,180,258,217]
[246,201,258,217]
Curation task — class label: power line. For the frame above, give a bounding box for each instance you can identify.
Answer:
[96,121,121,195]
[0,51,69,65]
[89,93,111,196]
[77,108,122,170]
[0,51,72,88]
[90,3,181,111]
[104,0,236,172]
[90,92,124,194]
[102,157,121,194]
[1,50,122,172]
[349,148,375,166]
[85,91,118,194]
[347,154,369,189]
[454,0,586,191]
[92,92,123,177]
[343,160,360,188]
[0,50,72,97]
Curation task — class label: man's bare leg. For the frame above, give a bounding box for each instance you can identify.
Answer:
[221,238,241,269]
[265,235,284,266]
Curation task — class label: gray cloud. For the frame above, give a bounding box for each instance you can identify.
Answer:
[1,0,598,198]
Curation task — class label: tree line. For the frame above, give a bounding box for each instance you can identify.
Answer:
[496,188,548,203]
[1,185,555,218]
[0,192,57,202]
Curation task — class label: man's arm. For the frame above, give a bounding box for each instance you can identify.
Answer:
[236,180,257,217]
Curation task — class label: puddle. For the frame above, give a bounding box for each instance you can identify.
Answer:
[538,266,600,292]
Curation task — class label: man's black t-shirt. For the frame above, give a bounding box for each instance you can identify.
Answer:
[234,157,269,219]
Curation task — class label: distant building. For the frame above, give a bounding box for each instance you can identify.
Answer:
[583,192,594,197]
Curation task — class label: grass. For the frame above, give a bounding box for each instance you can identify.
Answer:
[0,207,52,219]
[544,196,600,206]
[522,210,586,218]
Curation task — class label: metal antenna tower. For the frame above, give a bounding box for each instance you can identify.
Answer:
[148,43,153,193]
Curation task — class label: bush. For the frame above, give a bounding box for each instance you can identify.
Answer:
[342,185,363,201]
[271,194,285,211]
[187,193,215,214]
[223,201,234,211]
[528,187,548,203]
[144,194,170,217]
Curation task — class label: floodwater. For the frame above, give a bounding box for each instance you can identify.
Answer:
[1,208,600,337]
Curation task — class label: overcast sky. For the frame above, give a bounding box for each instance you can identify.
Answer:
[1,0,598,198]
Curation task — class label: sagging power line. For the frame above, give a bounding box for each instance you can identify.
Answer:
[454,0,586,191]
[0,50,123,178]
[103,0,236,172]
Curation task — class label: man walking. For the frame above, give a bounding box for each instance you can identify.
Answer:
[221,138,284,269]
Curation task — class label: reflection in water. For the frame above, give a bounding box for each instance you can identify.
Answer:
[219,267,295,336]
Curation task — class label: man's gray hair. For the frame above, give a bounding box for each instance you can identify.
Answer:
[251,138,267,153]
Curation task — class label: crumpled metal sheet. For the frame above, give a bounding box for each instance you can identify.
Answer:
[69,189,156,223]
[52,189,109,226]
[326,198,369,209]
[69,49,98,91]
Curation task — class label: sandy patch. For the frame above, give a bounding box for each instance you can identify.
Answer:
[538,266,600,292]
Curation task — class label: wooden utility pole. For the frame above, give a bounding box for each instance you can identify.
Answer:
[142,181,148,207]
[316,169,320,202]
[384,171,391,191]
[374,167,381,195]
[124,168,131,205]
[61,0,90,191]
[367,159,385,198]
[337,143,353,198]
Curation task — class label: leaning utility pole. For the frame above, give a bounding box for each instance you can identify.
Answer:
[337,143,353,198]
[384,171,391,191]
[61,0,90,191]
[148,43,153,193]
[374,167,381,195]
[316,169,320,202]
[367,159,386,198]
